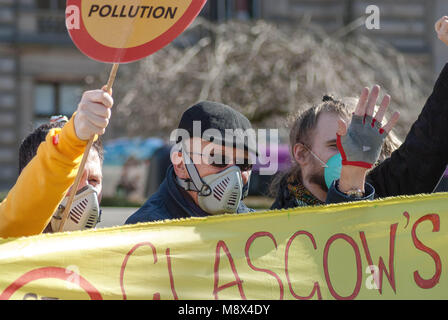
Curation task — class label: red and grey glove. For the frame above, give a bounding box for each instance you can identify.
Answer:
[336,114,386,169]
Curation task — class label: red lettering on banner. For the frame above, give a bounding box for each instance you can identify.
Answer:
[213,240,246,300]
[285,231,322,300]
[411,214,442,289]
[245,232,284,300]
[166,248,179,300]
[120,242,158,300]
[323,234,362,300]
[359,223,397,294]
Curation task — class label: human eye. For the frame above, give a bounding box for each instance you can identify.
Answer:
[89,177,101,187]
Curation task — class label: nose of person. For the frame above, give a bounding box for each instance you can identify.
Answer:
[67,168,89,197]
[77,168,89,191]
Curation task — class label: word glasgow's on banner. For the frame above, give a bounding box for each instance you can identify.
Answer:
[0,193,447,300]
[65,0,207,63]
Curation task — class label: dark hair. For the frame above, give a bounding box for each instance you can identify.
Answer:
[322,94,337,102]
[19,121,104,174]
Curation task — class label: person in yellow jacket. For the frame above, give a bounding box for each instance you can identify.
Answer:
[0,88,113,238]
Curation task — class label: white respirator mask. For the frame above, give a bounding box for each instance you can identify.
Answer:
[177,148,247,215]
[50,184,101,232]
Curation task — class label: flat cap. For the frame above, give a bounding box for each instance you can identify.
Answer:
[176,101,257,155]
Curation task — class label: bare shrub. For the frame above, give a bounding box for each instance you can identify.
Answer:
[97,18,432,142]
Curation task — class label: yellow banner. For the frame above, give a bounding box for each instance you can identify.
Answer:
[0,193,447,300]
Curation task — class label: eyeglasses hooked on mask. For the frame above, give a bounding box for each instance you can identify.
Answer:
[188,151,253,172]
[177,146,251,215]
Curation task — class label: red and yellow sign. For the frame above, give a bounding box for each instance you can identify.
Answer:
[66,0,207,63]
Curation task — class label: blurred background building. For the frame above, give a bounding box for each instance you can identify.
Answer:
[0,0,447,190]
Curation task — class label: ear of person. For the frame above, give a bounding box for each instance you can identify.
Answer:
[435,16,448,46]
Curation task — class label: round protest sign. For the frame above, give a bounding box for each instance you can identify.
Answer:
[65,0,207,63]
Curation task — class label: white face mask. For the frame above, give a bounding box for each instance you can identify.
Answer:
[196,166,243,215]
[50,184,101,232]
[177,149,245,215]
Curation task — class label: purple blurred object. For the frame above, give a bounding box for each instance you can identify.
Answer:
[253,144,292,173]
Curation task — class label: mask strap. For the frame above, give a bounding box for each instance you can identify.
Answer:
[300,143,328,168]
[179,146,212,196]
[242,176,250,199]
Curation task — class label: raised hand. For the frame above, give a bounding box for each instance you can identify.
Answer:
[336,85,400,169]
[74,86,113,141]
[435,16,448,46]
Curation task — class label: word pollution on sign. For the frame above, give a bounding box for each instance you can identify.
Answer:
[87,5,179,19]
[65,0,207,63]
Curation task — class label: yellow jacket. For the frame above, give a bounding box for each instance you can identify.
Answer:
[0,116,87,238]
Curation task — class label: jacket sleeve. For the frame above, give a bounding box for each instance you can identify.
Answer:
[326,180,375,204]
[0,116,87,238]
[367,63,448,197]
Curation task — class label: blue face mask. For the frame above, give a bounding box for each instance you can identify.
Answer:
[324,153,342,189]
[306,148,342,189]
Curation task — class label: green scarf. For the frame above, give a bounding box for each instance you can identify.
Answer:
[286,174,324,207]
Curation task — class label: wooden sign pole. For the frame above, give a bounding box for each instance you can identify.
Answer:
[61,0,206,232]
[58,63,119,232]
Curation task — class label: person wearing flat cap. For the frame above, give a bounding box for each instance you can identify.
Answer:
[125,101,256,224]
